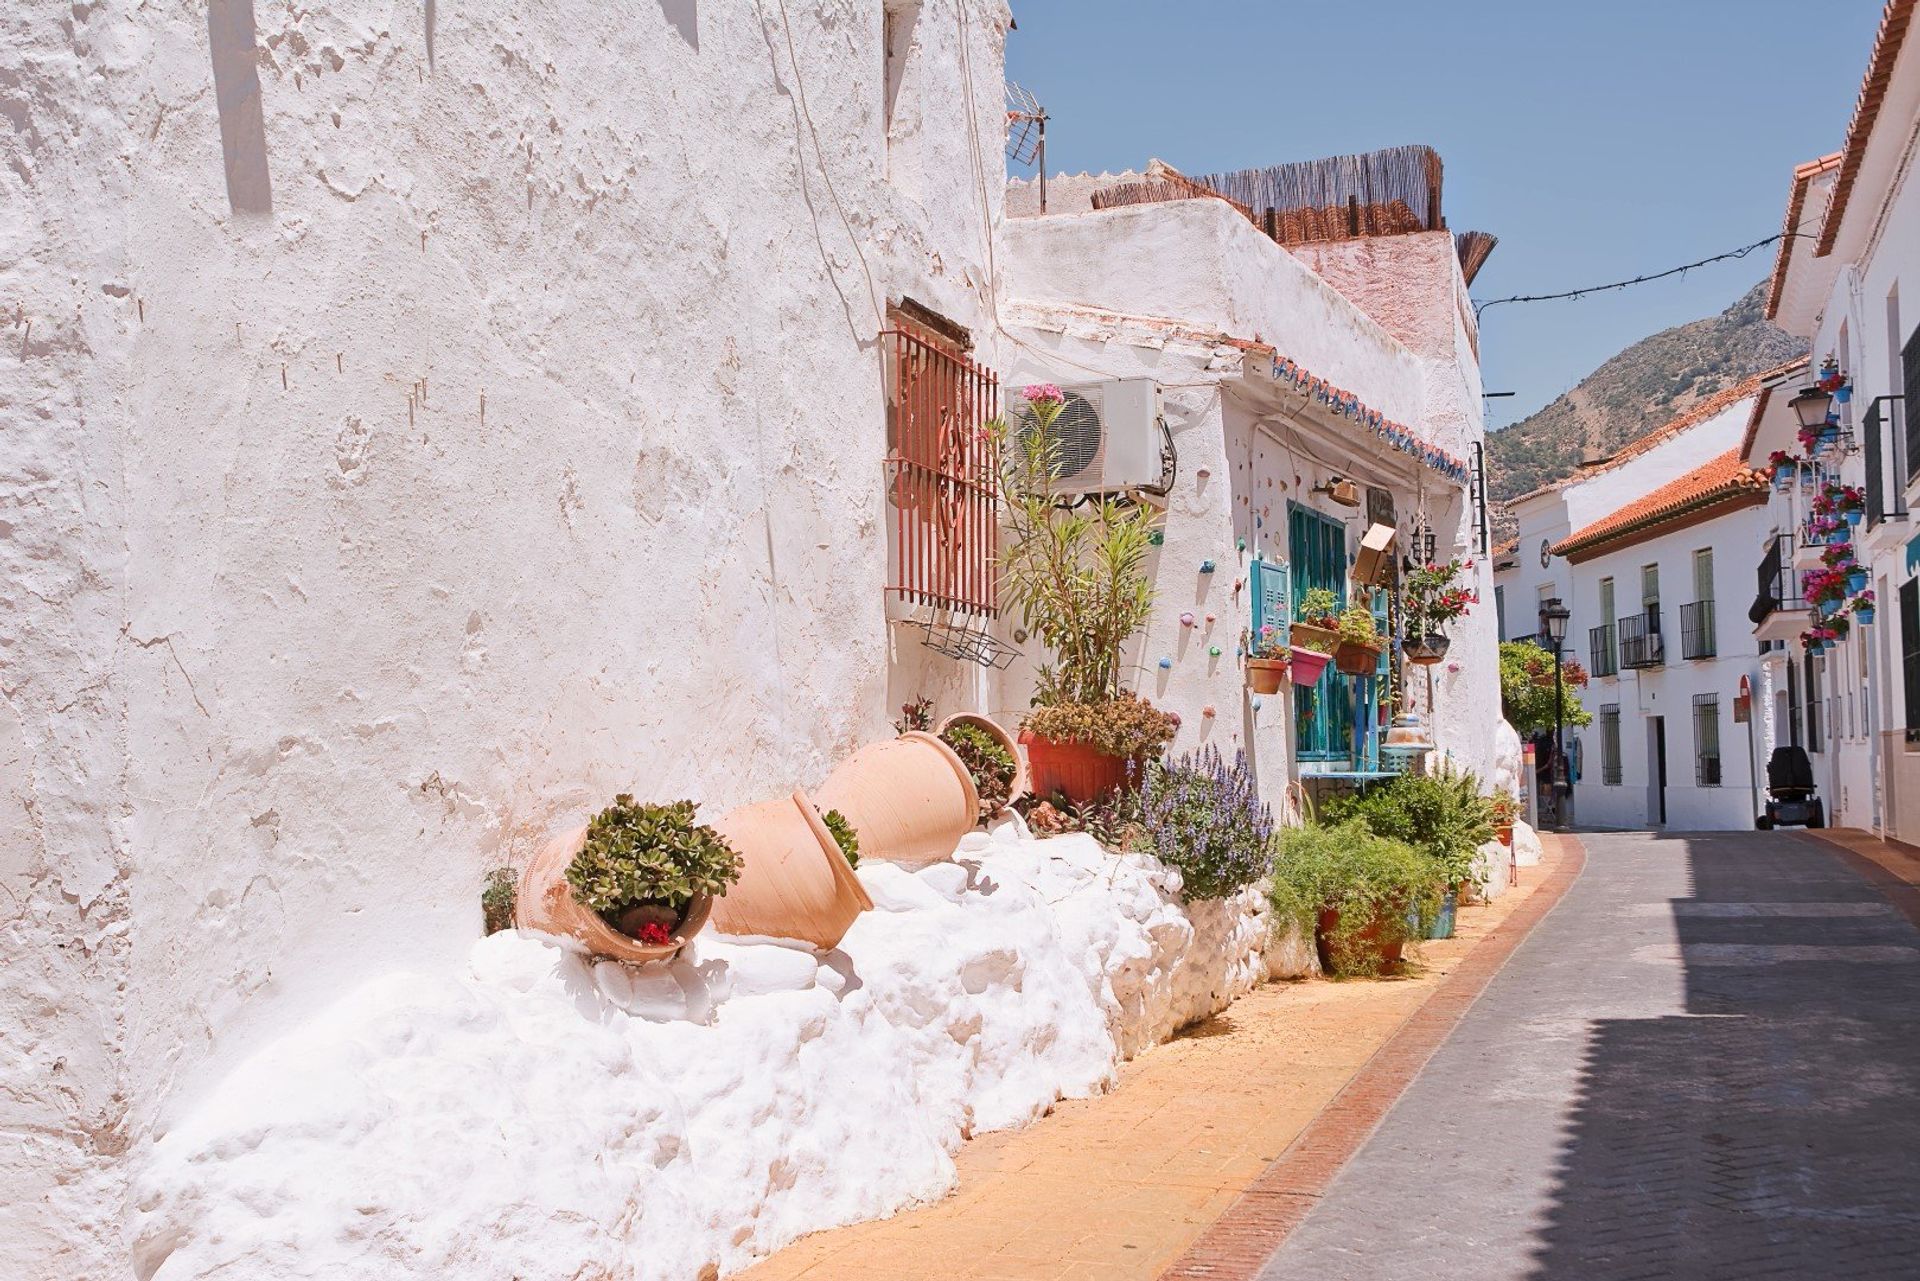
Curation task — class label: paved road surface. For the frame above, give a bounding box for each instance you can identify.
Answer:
[1255,830,1920,1281]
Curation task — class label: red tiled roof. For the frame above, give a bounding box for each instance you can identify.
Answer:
[1764,154,1842,319]
[1816,0,1917,257]
[1551,450,1770,563]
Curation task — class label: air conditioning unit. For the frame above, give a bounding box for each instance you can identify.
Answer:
[1004,378,1169,497]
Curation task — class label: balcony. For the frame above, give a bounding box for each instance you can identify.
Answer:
[1588,623,1617,678]
[1680,600,1716,660]
[1750,533,1812,645]
[1618,608,1665,669]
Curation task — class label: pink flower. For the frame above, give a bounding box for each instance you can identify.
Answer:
[1023,382,1064,406]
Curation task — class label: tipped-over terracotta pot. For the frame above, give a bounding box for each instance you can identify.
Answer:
[935,712,1028,819]
[515,825,713,965]
[815,730,979,869]
[709,788,873,949]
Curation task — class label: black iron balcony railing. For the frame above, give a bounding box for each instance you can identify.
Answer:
[1588,623,1617,678]
[1680,600,1716,660]
[1618,607,1664,669]
[1749,533,1803,625]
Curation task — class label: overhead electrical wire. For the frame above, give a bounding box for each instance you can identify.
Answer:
[1472,232,1817,318]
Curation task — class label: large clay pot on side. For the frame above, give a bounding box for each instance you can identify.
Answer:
[815,731,979,869]
[936,712,1028,818]
[515,825,713,965]
[1019,732,1134,803]
[708,789,873,949]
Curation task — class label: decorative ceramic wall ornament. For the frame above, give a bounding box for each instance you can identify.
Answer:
[1202,705,1216,718]
[1199,560,1216,574]
[1251,697,1263,712]
[1180,612,1196,627]
[1158,656,1172,669]
[1209,646,1222,657]
[1205,612,1216,623]
[1167,711,1183,728]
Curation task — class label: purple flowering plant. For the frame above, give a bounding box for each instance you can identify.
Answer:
[1140,746,1274,901]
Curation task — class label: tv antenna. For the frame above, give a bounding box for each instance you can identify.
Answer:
[1005,81,1048,213]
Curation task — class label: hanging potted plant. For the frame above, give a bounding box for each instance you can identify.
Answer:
[1333,601,1384,676]
[1768,450,1799,492]
[937,712,1026,821]
[1247,622,1293,694]
[1290,586,1342,655]
[517,795,743,964]
[1854,589,1877,625]
[1400,556,1477,665]
[994,385,1174,802]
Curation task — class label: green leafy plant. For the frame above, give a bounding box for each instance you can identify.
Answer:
[1022,690,1177,760]
[481,867,517,936]
[821,808,860,868]
[1336,602,1380,646]
[940,722,1018,821]
[1320,770,1495,891]
[1016,787,1146,851]
[1499,641,1593,736]
[565,795,743,933]
[1140,747,1274,901]
[1489,791,1519,826]
[1297,587,1339,626]
[995,388,1160,706]
[1269,820,1440,977]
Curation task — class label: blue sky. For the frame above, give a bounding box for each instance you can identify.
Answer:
[1003,1,1885,429]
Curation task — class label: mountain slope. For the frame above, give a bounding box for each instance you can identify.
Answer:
[1486,280,1807,503]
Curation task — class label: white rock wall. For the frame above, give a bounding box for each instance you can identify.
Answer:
[130,826,1269,1281]
[4,2,1014,1272]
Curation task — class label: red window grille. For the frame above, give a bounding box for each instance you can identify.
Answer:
[885,322,1000,618]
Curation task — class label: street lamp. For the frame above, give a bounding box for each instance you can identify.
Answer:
[1789,386,1835,430]
[1539,597,1573,822]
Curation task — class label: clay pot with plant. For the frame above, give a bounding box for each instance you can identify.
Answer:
[708,790,872,950]
[1290,586,1342,656]
[937,713,1026,820]
[815,731,979,868]
[1489,791,1519,846]
[1269,819,1441,977]
[993,384,1172,801]
[1332,602,1384,676]
[1246,623,1292,694]
[517,795,742,965]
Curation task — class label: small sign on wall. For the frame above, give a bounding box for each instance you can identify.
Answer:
[1734,674,1752,724]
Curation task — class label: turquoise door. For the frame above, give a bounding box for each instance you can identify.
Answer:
[1290,503,1352,761]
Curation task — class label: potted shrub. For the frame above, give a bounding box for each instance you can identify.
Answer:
[1322,769,1494,907]
[517,795,743,964]
[1333,601,1384,676]
[1138,746,1274,901]
[994,384,1170,802]
[1270,820,1438,976]
[707,789,874,950]
[1247,622,1293,693]
[1489,790,1520,846]
[937,713,1025,821]
[1019,692,1177,803]
[1291,586,1342,655]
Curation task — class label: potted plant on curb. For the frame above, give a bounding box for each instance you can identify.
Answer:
[1322,768,1494,912]
[1490,790,1519,846]
[517,795,743,964]
[937,713,1024,821]
[1247,623,1294,694]
[1333,601,1384,676]
[1270,820,1438,976]
[995,384,1174,801]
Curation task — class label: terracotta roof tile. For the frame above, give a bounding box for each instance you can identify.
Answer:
[1764,154,1842,319]
[1817,0,1917,257]
[1551,450,1770,562]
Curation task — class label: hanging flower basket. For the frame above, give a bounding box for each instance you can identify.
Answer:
[1333,639,1382,677]
[1291,621,1340,652]
[1403,633,1451,665]
[1289,645,1332,686]
[1247,656,1289,695]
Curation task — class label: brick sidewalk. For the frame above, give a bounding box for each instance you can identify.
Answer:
[736,835,1582,1281]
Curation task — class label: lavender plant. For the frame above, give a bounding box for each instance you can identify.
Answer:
[1140,746,1275,901]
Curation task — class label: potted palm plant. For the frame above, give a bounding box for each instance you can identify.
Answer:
[996,385,1176,801]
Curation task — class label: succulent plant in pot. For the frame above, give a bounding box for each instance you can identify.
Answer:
[566,796,743,943]
[939,718,1020,821]
[1021,692,1177,801]
[1332,602,1384,676]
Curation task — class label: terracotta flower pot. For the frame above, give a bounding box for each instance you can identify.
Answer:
[515,825,713,965]
[1495,822,1515,847]
[1314,906,1404,975]
[936,712,1028,818]
[1291,621,1339,652]
[815,730,979,870]
[1333,638,1383,676]
[1019,731,1134,803]
[708,788,873,949]
[1247,656,1288,695]
[1289,646,1332,685]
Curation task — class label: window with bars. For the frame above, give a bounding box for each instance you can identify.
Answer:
[1693,694,1721,786]
[1904,578,1920,736]
[884,318,999,617]
[1600,705,1622,785]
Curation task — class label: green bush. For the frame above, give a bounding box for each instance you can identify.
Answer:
[566,795,743,922]
[1270,820,1440,977]
[481,867,517,935]
[821,808,860,868]
[1022,691,1177,761]
[940,722,1017,820]
[1320,770,1494,890]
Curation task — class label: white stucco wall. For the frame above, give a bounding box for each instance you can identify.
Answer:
[2,3,1015,1272]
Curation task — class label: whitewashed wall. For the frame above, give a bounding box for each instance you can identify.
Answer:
[0,3,1013,1273]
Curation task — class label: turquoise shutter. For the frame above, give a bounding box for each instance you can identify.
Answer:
[1250,559,1291,644]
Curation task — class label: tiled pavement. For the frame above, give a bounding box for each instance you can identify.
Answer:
[1251,829,1920,1281]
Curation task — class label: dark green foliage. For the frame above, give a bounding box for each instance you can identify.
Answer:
[1270,821,1441,977]
[940,722,1018,821]
[821,808,860,868]
[481,867,517,935]
[1022,691,1178,761]
[565,794,743,919]
[1321,770,1496,890]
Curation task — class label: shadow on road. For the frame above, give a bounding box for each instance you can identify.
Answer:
[1525,832,1920,1280]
